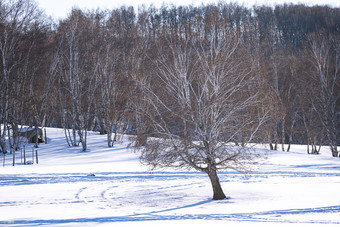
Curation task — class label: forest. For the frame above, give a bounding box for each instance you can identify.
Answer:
[1,0,340,158]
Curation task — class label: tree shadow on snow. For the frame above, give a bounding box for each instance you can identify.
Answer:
[1,204,340,225]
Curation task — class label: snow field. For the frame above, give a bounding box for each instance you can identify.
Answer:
[0,127,340,226]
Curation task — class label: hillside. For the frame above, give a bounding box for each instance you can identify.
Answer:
[1,127,340,226]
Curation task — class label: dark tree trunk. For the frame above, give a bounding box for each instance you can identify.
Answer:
[44,128,47,144]
[331,146,338,157]
[207,169,226,200]
[136,128,148,147]
[287,142,291,152]
[34,124,39,148]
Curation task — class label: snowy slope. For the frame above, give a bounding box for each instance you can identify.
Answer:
[1,127,340,226]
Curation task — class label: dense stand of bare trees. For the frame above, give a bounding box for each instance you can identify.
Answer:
[1,1,340,199]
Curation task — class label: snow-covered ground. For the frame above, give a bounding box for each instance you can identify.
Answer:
[1,128,340,226]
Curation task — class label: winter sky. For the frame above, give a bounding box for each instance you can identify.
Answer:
[36,0,340,20]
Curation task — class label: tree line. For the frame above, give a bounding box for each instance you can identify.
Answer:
[1,0,339,158]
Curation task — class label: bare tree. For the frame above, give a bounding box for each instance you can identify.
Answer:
[307,32,340,157]
[0,0,42,152]
[56,9,99,151]
[95,8,136,147]
[137,31,268,200]
[95,35,118,147]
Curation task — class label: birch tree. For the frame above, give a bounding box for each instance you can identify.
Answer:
[96,8,135,147]
[57,9,99,151]
[307,32,340,157]
[0,0,42,152]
